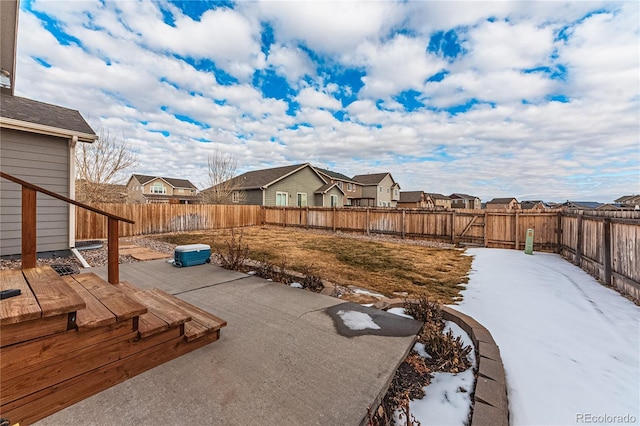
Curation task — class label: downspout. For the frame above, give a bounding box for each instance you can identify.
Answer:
[68,135,78,249]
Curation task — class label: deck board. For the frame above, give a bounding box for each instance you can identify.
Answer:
[149,288,227,331]
[22,267,85,318]
[61,276,117,330]
[0,269,41,325]
[72,273,147,321]
[115,283,170,338]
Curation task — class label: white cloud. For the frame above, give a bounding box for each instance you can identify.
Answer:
[296,87,341,110]
[267,44,315,83]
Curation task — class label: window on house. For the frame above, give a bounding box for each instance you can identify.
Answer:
[150,182,166,194]
[347,183,353,191]
[276,192,288,206]
[232,191,240,203]
[297,193,307,207]
[330,195,338,207]
[337,182,343,189]
[387,188,390,193]
[379,187,383,193]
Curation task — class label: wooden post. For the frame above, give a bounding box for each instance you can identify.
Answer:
[450,210,456,244]
[402,209,406,239]
[514,211,520,250]
[603,218,612,286]
[483,211,488,247]
[574,214,583,266]
[556,211,563,254]
[366,208,370,236]
[332,207,336,233]
[22,187,37,269]
[107,217,119,284]
[305,206,309,229]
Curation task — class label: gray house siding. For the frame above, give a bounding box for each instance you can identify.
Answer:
[0,129,70,256]
[242,189,264,205]
[264,167,326,207]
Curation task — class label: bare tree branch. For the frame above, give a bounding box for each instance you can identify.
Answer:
[202,149,245,204]
[75,128,137,203]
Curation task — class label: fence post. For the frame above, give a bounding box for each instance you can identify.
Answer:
[603,218,612,286]
[333,207,336,233]
[574,213,583,266]
[483,211,488,247]
[305,206,309,229]
[514,211,520,250]
[556,211,563,254]
[22,186,37,269]
[366,208,370,235]
[402,209,406,239]
[450,210,456,244]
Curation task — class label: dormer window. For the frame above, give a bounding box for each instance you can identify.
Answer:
[150,182,166,194]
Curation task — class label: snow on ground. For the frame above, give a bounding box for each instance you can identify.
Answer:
[336,310,381,330]
[387,306,477,426]
[457,248,640,425]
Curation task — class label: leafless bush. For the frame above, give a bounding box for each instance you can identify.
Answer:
[216,229,249,270]
[300,264,324,292]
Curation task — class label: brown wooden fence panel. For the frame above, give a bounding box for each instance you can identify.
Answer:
[76,204,640,301]
[76,204,261,239]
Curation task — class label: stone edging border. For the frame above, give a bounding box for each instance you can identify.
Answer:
[376,300,509,426]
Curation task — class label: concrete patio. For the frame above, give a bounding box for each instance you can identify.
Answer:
[35,259,421,426]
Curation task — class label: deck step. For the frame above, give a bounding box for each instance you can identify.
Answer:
[1,267,85,325]
[0,270,227,425]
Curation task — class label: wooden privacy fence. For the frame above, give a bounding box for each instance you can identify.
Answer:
[76,203,261,239]
[76,204,639,301]
[263,207,561,251]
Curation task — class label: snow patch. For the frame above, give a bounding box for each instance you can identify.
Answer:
[336,310,381,330]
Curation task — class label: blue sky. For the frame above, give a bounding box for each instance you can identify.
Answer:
[15,0,640,202]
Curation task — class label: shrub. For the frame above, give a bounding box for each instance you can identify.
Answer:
[216,228,249,270]
[299,264,324,292]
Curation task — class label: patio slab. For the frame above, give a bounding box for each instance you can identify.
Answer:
[35,260,420,426]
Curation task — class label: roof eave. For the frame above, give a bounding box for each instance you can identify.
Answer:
[0,117,97,143]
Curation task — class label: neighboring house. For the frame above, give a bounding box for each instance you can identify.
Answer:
[126,174,199,204]
[486,197,522,210]
[450,193,481,209]
[425,193,452,209]
[562,201,603,210]
[1,0,98,256]
[314,167,363,206]
[205,163,344,207]
[352,173,400,207]
[521,200,547,210]
[614,195,640,209]
[398,191,429,208]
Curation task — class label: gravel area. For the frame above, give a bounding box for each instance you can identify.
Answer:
[0,237,177,270]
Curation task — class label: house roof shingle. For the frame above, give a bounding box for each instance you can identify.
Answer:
[399,191,424,203]
[226,164,319,190]
[314,167,355,183]
[0,95,95,138]
[487,197,518,204]
[352,173,391,185]
[132,174,197,189]
[425,192,450,200]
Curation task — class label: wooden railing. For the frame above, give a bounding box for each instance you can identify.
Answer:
[0,172,134,284]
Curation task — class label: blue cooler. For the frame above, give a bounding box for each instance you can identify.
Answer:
[173,244,211,267]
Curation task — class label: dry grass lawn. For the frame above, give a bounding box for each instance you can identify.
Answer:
[158,226,472,304]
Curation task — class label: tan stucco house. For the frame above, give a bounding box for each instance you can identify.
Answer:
[486,197,521,210]
[352,173,400,208]
[314,167,363,206]
[126,174,199,204]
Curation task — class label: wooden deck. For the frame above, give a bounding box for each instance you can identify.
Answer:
[0,266,226,425]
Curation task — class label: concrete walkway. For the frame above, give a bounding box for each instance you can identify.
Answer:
[36,259,421,426]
